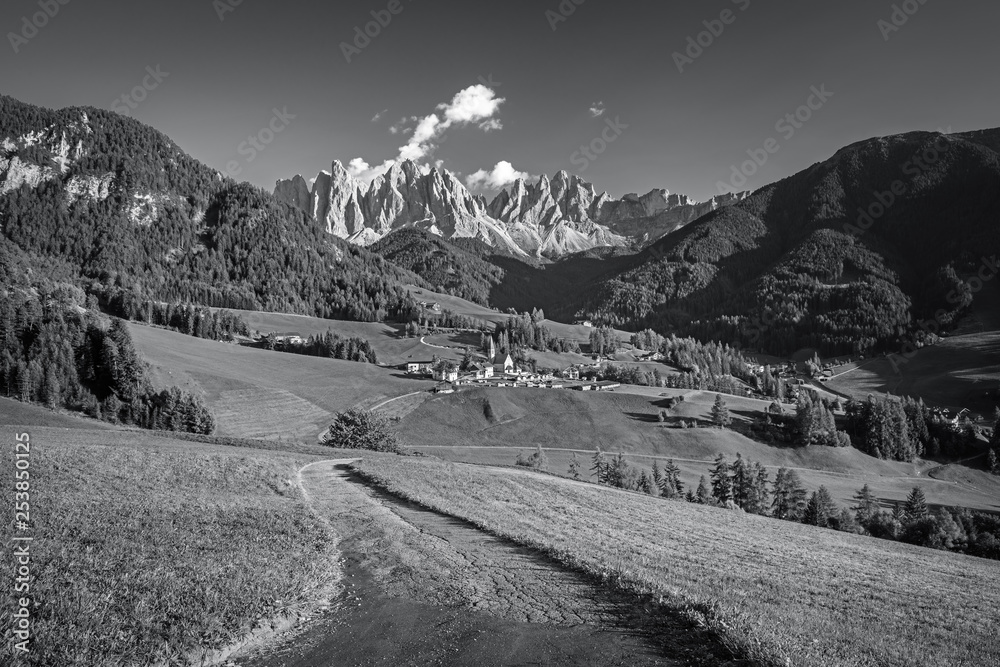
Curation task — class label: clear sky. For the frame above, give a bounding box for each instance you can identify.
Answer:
[2,0,998,201]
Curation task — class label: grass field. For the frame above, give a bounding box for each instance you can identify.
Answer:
[129,323,432,441]
[826,281,1000,417]
[395,387,1000,512]
[354,456,1000,667]
[0,426,342,667]
[825,331,1000,417]
[226,309,470,366]
[402,284,634,343]
[0,397,114,430]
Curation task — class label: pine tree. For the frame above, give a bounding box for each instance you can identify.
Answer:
[989,448,999,475]
[591,448,607,485]
[608,453,631,489]
[904,487,929,520]
[804,486,838,527]
[710,454,732,503]
[730,454,750,509]
[852,484,880,525]
[710,394,731,429]
[695,476,711,504]
[651,460,662,490]
[772,468,808,521]
[748,462,770,515]
[637,470,653,495]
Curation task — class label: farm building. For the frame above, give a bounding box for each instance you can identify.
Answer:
[433,367,459,383]
[406,362,433,374]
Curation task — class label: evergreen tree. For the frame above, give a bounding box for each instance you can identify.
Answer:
[591,448,607,485]
[651,460,663,490]
[637,470,653,495]
[989,448,999,476]
[852,484,880,525]
[695,476,711,504]
[804,486,838,528]
[730,454,750,509]
[460,346,474,371]
[710,394,731,429]
[772,468,808,521]
[904,487,929,520]
[710,454,732,503]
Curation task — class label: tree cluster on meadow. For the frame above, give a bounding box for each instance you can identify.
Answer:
[266,331,378,364]
[845,394,981,461]
[494,313,581,355]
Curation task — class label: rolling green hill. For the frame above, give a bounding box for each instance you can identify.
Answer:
[128,323,432,441]
[396,387,1000,512]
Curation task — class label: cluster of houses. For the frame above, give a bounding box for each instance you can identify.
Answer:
[404,354,620,393]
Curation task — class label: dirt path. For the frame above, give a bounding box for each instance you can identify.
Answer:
[233,460,741,667]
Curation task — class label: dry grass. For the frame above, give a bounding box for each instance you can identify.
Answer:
[354,456,1000,667]
[0,427,341,667]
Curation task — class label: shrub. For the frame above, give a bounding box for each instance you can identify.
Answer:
[322,409,400,453]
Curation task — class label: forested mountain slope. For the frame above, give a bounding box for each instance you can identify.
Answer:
[573,130,1000,356]
[0,95,426,322]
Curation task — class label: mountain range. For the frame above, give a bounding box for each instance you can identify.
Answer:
[274,161,746,258]
[2,92,999,358]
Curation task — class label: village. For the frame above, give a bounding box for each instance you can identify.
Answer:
[402,333,622,394]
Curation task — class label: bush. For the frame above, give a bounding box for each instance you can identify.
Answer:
[322,409,400,453]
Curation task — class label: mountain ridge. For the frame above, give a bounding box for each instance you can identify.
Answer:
[275,160,747,258]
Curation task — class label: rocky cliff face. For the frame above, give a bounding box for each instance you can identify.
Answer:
[276,160,745,257]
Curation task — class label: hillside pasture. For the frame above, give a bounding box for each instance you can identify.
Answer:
[129,323,432,441]
[0,396,114,430]
[225,309,468,366]
[826,331,1000,417]
[354,456,1000,667]
[396,387,1000,511]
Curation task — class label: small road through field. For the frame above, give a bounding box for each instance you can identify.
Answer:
[367,391,425,412]
[234,460,742,667]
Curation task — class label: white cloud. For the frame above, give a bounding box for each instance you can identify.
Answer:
[349,84,507,185]
[589,101,606,118]
[479,119,503,133]
[438,84,505,124]
[347,157,396,182]
[371,108,388,123]
[466,161,532,191]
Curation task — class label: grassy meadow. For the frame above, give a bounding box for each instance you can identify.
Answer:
[129,322,432,441]
[0,426,341,667]
[395,387,1000,512]
[354,456,1000,667]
